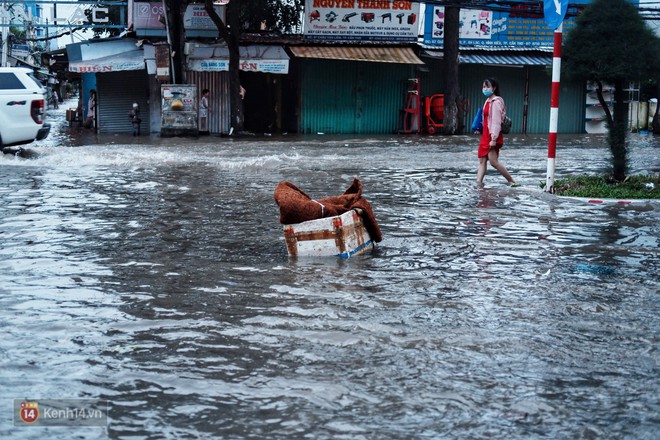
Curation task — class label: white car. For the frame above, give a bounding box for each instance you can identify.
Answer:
[0,67,51,150]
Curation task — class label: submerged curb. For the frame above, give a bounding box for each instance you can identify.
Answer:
[561,196,657,205]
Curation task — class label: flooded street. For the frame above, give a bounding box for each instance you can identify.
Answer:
[1,104,658,439]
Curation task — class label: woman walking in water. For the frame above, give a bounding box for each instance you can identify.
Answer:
[476,78,516,185]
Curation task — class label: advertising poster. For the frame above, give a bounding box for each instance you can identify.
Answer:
[423,0,591,48]
[161,85,196,114]
[303,0,420,42]
[161,84,198,135]
[132,2,225,37]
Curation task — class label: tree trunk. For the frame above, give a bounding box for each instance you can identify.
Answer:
[165,1,186,84]
[653,80,660,135]
[442,6,460,135]
[610,78,628,181]
[205,0,244,133]
[226,3,244,133]
[595,80,613,125]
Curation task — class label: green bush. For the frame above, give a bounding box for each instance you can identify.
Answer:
[543,175,659,199]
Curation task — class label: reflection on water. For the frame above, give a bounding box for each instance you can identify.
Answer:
[1,112,658,438]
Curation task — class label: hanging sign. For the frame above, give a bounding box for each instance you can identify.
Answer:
[183,4,226,30]
[11,44,30,58]
[155,44,171,81]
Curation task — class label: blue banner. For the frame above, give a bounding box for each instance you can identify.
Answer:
[423,0,591,48]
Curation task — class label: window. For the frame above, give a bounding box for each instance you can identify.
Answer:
[0,73,27,90]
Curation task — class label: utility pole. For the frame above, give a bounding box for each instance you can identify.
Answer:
[543,0,569,193]
[45,18,50,52]
[25,7,35,66]
[1,4,8,67]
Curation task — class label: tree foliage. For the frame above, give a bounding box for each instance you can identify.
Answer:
[564,0,659,83]
[232,0,304,33]
[563,0,660,180]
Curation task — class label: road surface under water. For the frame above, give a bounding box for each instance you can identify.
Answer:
[0,106,658,438]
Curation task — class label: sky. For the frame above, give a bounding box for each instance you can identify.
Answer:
[39,3,98,50]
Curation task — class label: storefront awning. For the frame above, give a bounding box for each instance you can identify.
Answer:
[420,50,444,60]
[187,45,289,74]
[289,46,424,65]
[67,39,148,73]
[68,49,146,73]
[459,54,551,66]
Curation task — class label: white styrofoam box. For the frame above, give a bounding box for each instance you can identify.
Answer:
[282,209,374,258]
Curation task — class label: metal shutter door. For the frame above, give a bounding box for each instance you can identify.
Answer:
[97,71,150,134]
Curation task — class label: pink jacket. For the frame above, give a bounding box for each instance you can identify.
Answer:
[484,96,506,142]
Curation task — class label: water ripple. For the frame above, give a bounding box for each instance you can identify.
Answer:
[1,134,658,439]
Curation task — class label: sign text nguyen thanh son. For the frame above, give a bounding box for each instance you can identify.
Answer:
[304,0,420,42]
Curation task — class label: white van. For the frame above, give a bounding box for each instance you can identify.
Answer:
[0,67,51,148]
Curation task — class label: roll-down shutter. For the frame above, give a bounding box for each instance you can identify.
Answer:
[97,71,150,134]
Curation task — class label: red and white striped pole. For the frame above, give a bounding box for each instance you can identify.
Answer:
[545,24,562,193]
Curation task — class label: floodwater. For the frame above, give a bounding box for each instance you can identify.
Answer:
[1,104,658,439]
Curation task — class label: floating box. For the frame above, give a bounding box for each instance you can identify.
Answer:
[282,209,374,258]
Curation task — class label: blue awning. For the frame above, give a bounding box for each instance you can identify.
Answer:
[459,54,551,66]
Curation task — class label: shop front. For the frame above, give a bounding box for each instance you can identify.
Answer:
[289,46,425,134]
[67,38,157,134]
[419,49,585,134]
[186,44,293,134]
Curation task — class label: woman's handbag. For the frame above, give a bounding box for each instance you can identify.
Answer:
[501,115,512,134]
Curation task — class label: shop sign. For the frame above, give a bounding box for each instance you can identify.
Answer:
[11,44,30,58]
[183,4,226,30]
[132,2,166,31]
[303,0,420,42]
[69,61,144,73]
[423,0,591,48]
[189,59,289,74]
[132,2,226,33]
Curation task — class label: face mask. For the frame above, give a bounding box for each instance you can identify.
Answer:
[483,89,493,97]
